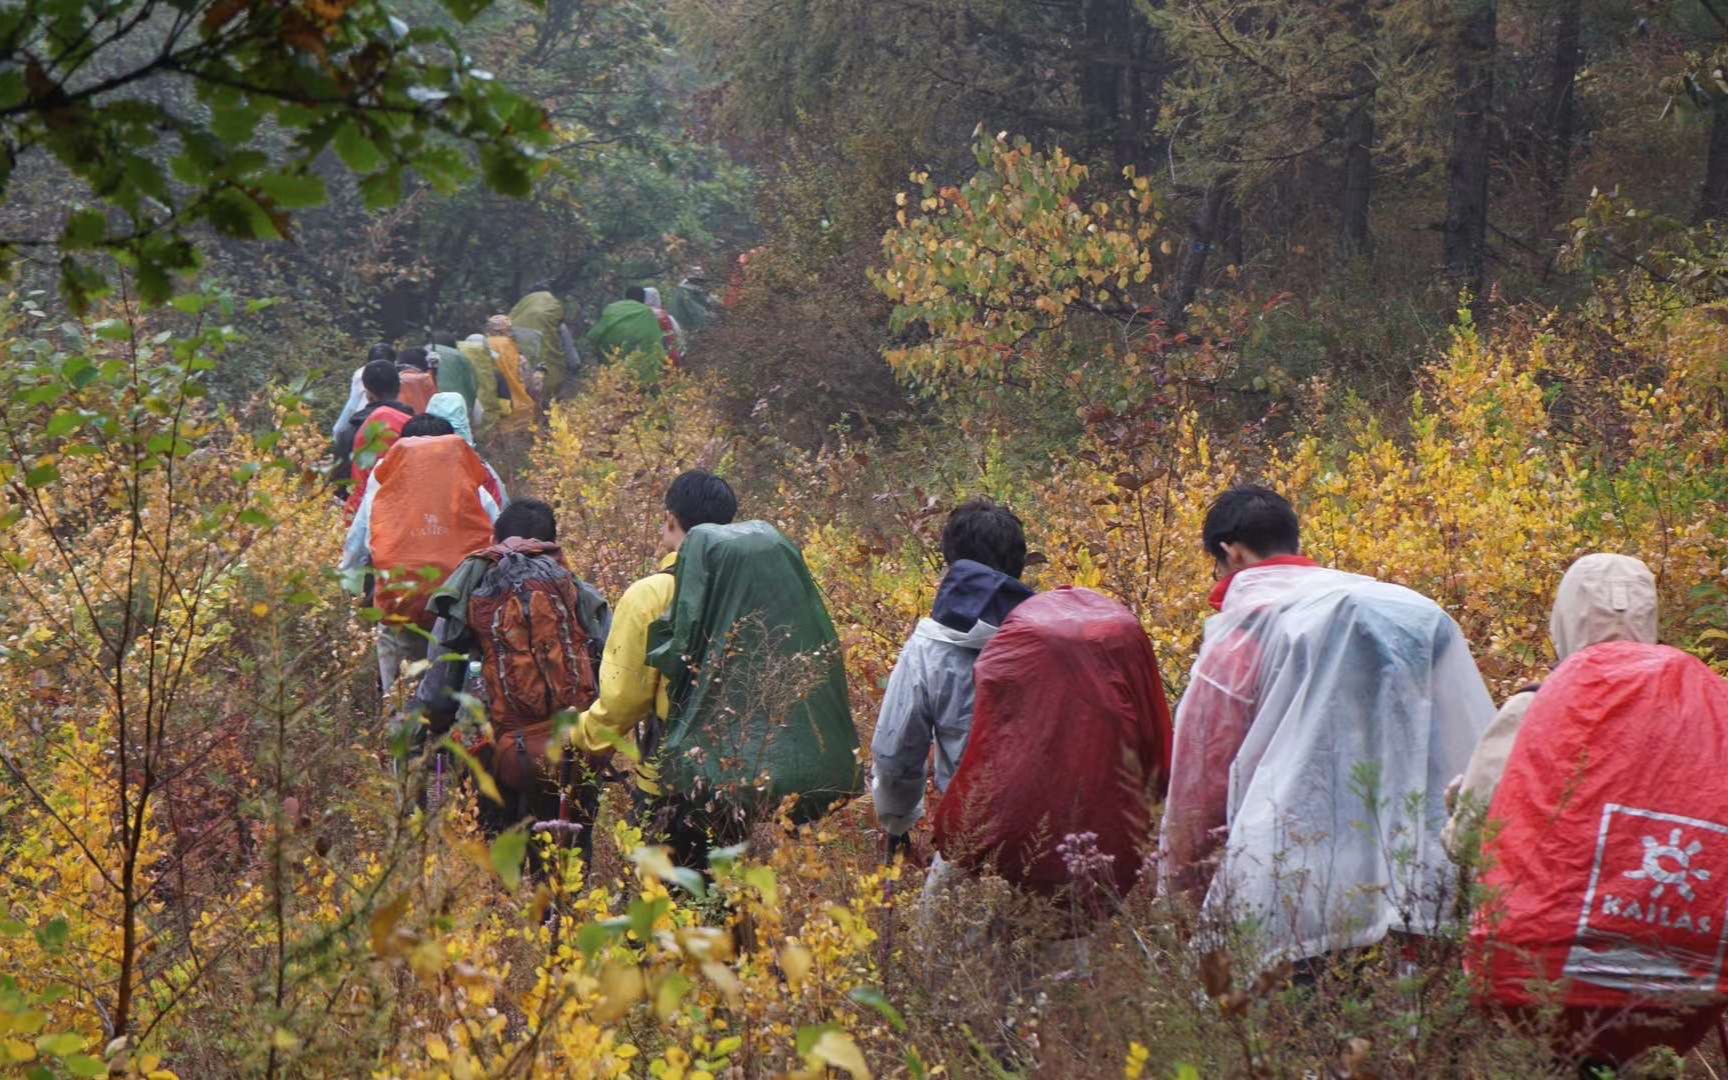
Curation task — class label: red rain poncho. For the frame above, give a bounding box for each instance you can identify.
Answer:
[932,587,1173,901]
[1472,642,1728,1021]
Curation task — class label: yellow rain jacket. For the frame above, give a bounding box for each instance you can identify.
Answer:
[571,553,677,793]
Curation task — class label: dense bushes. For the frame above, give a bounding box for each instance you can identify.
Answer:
[4,181,1728,1073]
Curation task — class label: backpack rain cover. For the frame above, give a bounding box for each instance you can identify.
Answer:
[933,587,1173,900]
[647,521,861,822]
[1472,642,1728,1009]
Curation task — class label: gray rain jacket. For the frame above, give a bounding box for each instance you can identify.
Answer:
[870,617,1000,835]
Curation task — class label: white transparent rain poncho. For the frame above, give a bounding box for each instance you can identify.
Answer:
[1161,564,1494,962]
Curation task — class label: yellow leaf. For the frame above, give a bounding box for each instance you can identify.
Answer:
[251,602,270,618]
[593,963,646,1023]
[369,892,410,956]
[810,1030,872,1079]
[780,942,813,990]
[700,961,743,1008]
[3,1039,36,1063]
[426,1036,449,1062]
[271,1028,299,1050]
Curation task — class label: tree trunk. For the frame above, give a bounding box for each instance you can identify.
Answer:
[1543,0,1582,194]
[1338,0,1376,257]
[1166,178,1231,330]
[1537,0,1582,274]
[1339,101,1375,256]
[1443,0,1496,293]
[1700,101,1728,223]
[1081,0,1132,164]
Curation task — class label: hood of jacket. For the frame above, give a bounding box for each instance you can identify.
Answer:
[349,398,412,432]
[425,392,474,445]
[931,559,1034,634]
[1550,553,1658,660]
[911,614,1000,651]
[482,536,564,563]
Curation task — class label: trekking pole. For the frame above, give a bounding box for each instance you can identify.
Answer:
[879,833,910,984]
[429,748,446,812]
[532,753,583,942]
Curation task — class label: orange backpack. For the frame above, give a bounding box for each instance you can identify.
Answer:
[369,435,497,629]
[466,540,600,791]
[398,369,438,414]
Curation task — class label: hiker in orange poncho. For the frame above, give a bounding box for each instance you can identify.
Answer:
[485,315,538,433]
[339,413,504,693]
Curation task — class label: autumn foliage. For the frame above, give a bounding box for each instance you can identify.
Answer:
[5,139,1728,1077]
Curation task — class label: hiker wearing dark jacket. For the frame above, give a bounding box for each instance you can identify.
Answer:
[870,499,1034,847]
[331,358,413,497]
[332,343,396,441]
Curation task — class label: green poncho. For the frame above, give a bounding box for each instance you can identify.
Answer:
[430,344,478,416]
[647,521,861,823]
[582,300,667,383]
[509,291,567,397]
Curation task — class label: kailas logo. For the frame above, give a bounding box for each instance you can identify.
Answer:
[1625,829,1712,902]
[413,512,449,539]
[1564,805,1728,993]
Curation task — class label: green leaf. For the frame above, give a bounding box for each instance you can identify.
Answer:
[255,172,328,210]
[489,830,528,891]
[849,986,907,1033]
[412,148,473,194]
[207,189,281,241]
[44,412,80,437]
[576,919,624,959]
[61,211,106,250]
[211,104,260,144]
[796,1023,840,1057]
[24,464,59,489]
[359,168,403,211]
[33,1033,82,1056]
[334,122,386,174]
[437,0,494,22]
[61,1054,104,1077]
[627,897,670,941]
[479,145,534,198]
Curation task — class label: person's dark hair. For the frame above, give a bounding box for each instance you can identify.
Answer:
[624,285,647,303]
[399,414,454,438]
[664,470,737,532]
[431,331,459,348]
[396,346,429,372]
[941,498,1028,578]
[361,358,401,399]
[528,279,554,294]
[494,498,557,542]
[1201,485,1300,562]
[367,342,396,364]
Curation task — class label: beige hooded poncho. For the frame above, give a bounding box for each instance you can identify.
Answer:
[1443,553,1658,858]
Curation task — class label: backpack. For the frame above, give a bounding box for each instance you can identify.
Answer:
[933,587,1172,907]
[1471,641,1728,1014]
[467,542,599,791]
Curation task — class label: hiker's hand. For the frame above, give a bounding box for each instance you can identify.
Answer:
[583,750,624,783]
[1444,774,1463,813]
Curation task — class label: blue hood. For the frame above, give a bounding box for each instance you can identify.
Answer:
[932,559,1034,633]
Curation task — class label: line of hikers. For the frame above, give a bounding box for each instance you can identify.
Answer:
[329,283,695,497]
[329,340,1727,1069]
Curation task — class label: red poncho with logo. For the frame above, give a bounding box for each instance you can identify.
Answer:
[1471,641,1728,1010]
